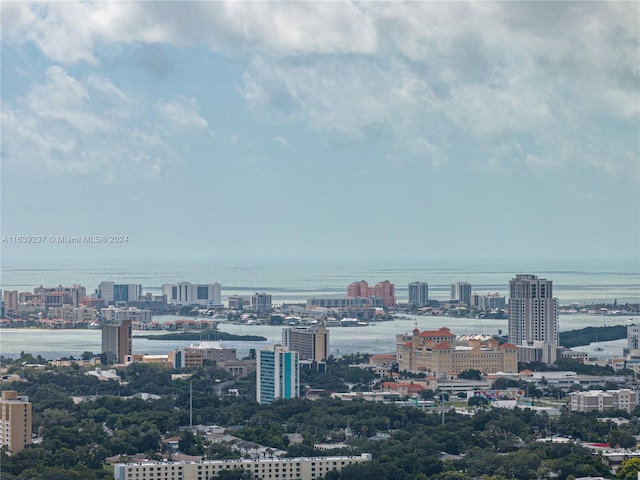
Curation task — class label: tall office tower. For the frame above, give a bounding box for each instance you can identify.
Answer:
[282,325,329,362]
[408,282,429,306]
[251,292,272,312]
[374,280,397,308]
[101,319,133,364]
[508,274,559,364]
[0,390,32,454]
[257,345,299,405]
[450,282,472,305]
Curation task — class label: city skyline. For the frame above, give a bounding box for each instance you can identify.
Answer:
[1,2,638,261]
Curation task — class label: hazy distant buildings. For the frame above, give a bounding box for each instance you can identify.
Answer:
[628,323,640,352]
[228,295,246,310]
[346,280,396,308]
[250,292,272,312]
[161,282,221,307]
[470,293,506,310]
[508,274,559,364]
[101,319,132,364]
[282,325,329,362]
[35,284,86,307]
[0,390,32,454]
[257,345,299,405]
[48,305,98,323]
[98,282,142,304]
[101,306,151,323]
[408,282,429,307]
[3,290,18,315]
[450,282,472,306]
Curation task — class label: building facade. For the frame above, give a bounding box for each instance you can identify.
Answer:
[568,389,637,414]
[450,282,472,305]
[0,390,32,454]
[161,283,222,307]
[374,281,396,308]
[470,293,506,310]
[282,325,329,362]
[396,327,517,376]
[408,282,429,307]
[101,306,152,323]
[628,323,640,352]
[251,293,272,312]
[346,280,396,308]
[508,274,559,364]
[101,319,133,364]
[99,282,143,304]
[257,345,299,405]
[3,290,18,315]
[113,454,372,480]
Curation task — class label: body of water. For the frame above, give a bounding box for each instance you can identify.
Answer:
[0,257,638,360]
[1,257,639,305]
[0,314,637,361]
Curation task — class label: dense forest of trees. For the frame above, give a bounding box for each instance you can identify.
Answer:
[0,354,636,479]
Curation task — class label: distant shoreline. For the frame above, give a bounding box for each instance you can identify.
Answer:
[133,329,267,342]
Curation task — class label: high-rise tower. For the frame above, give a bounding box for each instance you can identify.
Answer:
[257,345,299,404]
[0,391,32,454]
[508,274,559,364]
[408,282,429,307]
[450,282,472,305]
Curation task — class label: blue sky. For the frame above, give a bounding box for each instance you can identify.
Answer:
[1,1,639,260]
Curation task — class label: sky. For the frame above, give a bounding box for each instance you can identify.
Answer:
[1,1,639,260]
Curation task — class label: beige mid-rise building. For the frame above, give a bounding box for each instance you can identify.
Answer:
[396,327,517,376]
[0,390,32,454]
[282,325,329,362]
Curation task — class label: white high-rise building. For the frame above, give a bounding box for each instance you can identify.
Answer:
[450,282,472,305]
[99,282,142,304]
[162,282,222,306]
[250,292,272,312]
[408,282,429,307]
[508,274,559,364]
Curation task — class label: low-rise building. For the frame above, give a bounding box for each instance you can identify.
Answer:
[101,306,152,323]
[113,454,372,480]
[568,389,638,414]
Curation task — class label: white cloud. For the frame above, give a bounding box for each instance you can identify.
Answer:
[1,66,210,178]
[2,1,638,179]
[272,136,292,149]
[157,96,211,132]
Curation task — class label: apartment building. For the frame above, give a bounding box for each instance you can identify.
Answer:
[257,345,299,405]
[113,454,372,480]
[0,390,32,454]
[282,325,329,362]
[396,327,517,376]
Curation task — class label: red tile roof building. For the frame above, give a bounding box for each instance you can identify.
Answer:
[396,327,517,376]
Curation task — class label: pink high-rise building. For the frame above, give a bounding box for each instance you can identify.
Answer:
[346,280,396,308]
[375,281,396,308]
[347,280,373,298]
